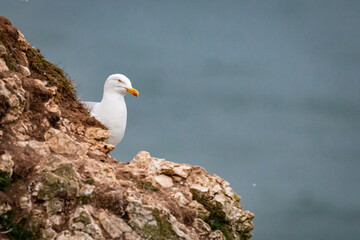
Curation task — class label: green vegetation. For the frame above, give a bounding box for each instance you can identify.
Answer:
[77,194,92,204]
[2,54,17,71]
[0,211,33,240]
[72,210,91,225]
[205,205,232,240]
[0,171,12,190]
[133,179,160,192]
[139,209,180,240]
[191,191,235,240]
[94,137,106,141]
[85,178,94,184]
[37,164,79,200]
[25,48,75,98]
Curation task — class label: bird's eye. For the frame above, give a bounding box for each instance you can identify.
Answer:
[118,79,122,83]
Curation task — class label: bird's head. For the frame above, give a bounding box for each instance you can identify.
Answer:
[104,74,139,97]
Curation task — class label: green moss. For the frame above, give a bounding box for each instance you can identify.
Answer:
[52,163,76,178]
[2,54,17,71]
[192,192,234,240]
[0,171,12,190]
[94,137,106,141]
[140,209,180,240]
[37,164,79,200]
[0,210,14,228]
[72,211,91,226]
[234,193,241,202]
[85,178,94,184]
[0,211,33,240]
[8,219,34,240]
[133,180,159,192]
[206,208,232,240]
[77,194,91,204]
[37,173,62,200]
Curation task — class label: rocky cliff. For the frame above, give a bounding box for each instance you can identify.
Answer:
[0,17,254,240]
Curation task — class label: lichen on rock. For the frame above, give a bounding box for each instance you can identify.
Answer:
[0,16,254,240]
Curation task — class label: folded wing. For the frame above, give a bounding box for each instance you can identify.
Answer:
[82,101,99,117]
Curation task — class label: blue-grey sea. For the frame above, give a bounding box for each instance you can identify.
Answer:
[2,1,360,239]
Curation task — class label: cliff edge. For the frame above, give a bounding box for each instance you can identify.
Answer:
[0,17,254,240]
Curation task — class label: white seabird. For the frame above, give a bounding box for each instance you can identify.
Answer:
[83,74,139,146]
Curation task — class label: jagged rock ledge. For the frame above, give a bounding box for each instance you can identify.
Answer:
[0,16,254,240]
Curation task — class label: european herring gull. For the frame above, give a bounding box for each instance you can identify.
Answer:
[83,74,139,146]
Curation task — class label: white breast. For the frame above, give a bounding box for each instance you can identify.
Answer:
[92,97,127,146]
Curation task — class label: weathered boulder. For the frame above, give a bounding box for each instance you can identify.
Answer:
[0,16,254,240]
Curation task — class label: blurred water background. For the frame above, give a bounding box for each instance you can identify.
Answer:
[2,1,360,239]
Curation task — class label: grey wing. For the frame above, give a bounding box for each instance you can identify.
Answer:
[82,101,99,112]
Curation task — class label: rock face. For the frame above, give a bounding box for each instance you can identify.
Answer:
[0,16,254,240]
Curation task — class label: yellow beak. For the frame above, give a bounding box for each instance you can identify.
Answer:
[126,88,139,97]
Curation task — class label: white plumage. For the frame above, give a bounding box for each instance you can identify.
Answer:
[83,74,139,146]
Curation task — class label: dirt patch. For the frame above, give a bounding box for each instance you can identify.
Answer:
[1,141,41,181]
[0,95,9,122]
[94,185,128,217]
